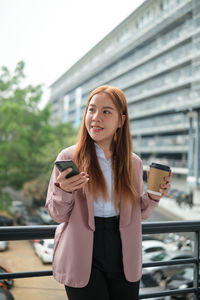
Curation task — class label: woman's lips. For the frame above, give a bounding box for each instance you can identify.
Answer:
[91,126,103,132]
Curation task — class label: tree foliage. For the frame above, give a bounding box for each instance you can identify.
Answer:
[0,61,77,205]
[22,122,77,204]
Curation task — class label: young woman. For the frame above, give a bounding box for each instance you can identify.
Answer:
[45,85,172,300]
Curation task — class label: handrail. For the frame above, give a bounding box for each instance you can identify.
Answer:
[0,220,199,299]
[0,225,56,241]
[143,257,195,268]
[1,220,200,241]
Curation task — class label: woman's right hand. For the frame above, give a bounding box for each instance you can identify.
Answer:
[56,168,89,193]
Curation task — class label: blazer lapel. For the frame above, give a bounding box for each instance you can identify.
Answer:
[85,188,95,231]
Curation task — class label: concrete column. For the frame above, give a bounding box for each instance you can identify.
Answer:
[192,0,200,28]
[63,94,70,123]
[191,0,200,205]
[75,87,82,128]
[188,113,194,177]
[195,109,200,186]
[193,189,200,206]
[193,110,200,206]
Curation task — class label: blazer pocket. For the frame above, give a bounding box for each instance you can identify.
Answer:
[53,222,68,261]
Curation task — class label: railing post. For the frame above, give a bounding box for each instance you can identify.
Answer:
[193,231,199,300]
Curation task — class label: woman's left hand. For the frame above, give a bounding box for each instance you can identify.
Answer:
[147,171,172,201]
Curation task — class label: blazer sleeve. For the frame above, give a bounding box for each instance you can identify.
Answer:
[45,150,75,224]
[137,156,160,220]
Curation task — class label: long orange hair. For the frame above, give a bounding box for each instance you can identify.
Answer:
[74,85,138,209]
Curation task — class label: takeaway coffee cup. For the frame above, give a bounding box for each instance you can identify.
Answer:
[147,162,171,196]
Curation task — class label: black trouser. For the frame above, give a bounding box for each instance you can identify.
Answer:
[65,216,140,300]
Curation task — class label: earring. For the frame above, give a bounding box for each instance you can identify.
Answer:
[114,128,120,143]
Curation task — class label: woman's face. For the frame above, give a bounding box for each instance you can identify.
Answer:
[85,92,123,149]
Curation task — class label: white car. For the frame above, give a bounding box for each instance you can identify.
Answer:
[142,240,177,262]
[0,241,9,251]
[36,207,52,224]
[10,200,25,215]
[143,251,193,283]
[33,239,54,264]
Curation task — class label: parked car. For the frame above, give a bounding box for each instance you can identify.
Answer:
[168,189,179,199]
[0,216,13,227]
[9,201,25,216]
[0,216,12,251]
[142,240,177,262]
[0,288,14,300]
[142,235,162,241]
[0,241,9,251]
[0,266,14,289]
[20,214,43,226]
[143,251,193,283]
[36,207,52,224]
[9,201,28,224]
[16,209,30,225]
[166,267,198,299]
[33,239,54,264]
[140,271,170,300]
[168,190,193,208]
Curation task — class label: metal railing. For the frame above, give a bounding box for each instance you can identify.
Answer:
[0,221,199,299]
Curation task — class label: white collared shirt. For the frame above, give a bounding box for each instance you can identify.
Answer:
[94,143,119,217]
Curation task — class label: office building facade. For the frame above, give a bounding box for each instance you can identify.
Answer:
[48,0,200,195]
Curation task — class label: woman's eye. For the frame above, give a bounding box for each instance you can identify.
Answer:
[88,108,94,112]
[103,110,111,114]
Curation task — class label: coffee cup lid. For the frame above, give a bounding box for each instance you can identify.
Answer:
[150,162,171,172]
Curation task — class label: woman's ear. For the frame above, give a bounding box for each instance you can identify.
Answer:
[118,114,126,128]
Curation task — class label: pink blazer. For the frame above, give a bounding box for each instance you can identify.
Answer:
[45,145,159,288]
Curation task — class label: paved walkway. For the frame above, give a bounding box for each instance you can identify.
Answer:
[0,240,66,300]
[158,196,200,221]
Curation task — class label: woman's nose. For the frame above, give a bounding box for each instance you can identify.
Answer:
[93,111,102,121]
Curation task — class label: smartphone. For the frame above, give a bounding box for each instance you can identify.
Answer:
[54,160,80,178]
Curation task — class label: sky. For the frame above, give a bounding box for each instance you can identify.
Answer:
[0,0,145,107]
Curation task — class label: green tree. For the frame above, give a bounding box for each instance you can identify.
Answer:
[0,61,77,207]
[0,61,51,189]
[22,122,78,205]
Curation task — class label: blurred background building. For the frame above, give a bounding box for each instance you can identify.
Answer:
[48,0,200,201]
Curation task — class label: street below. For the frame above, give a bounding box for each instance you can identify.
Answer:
[0,240,66,300]
[0,207,192,300]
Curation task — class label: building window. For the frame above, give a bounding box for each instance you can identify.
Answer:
[63,94,70,123]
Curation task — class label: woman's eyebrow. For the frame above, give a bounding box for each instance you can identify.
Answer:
[89,104,115,110]
[103,106,114,110]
